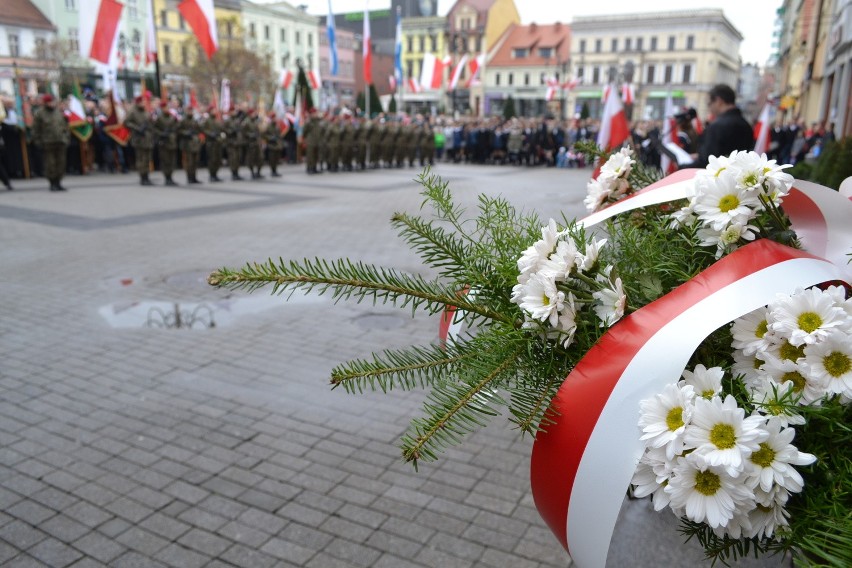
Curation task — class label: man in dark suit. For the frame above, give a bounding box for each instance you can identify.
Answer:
[687,84,753,168]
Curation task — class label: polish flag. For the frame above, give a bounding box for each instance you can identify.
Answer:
[449,54,468,90]
[596,84,630,151]
[601,84,611,103]
[78,0,123,64]
[407,78,422,93]
[178,0,219,60]
[388,75,397,91]
[420,53,447,90]
[363,3,372,85]
[279,69,294,89]
[466,53,485,87]
[307,68,322,90]
[621,83,634,105]
[660,92,679,175]
[562,77,582,91]
[145,0,157,64]
[545,77,559,102]
[65,93,87,126]
[753,102,772,155]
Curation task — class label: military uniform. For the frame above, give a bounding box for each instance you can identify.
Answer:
[202,111,225,181]
[326,117,341,172]
[263,114,284,177]
[225,112,246,180]
[369,121,384,169]
[340,117,355,171]
[303,113,322,174]
[243,112,264,179]
[154,106,180,186]
[180,113,203,184]
[354,118,369,170]
[31,96,69,191]
[421,124,436,166]
[125,99,156,185]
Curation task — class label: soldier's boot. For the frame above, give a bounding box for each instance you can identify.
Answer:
[232,170,244,181]
[140,173,153,186]
[188,175,202,184]
[270,167,281,178]
[165,175,179,187]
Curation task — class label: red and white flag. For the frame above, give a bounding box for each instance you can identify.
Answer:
[388,74,397,91]
[545,77,559,102]
[145,0,157,64]
[78,0,123,65]
[621,83,634,105]
[362,3,372,85]
[279,69,294,89]
[307,68,322,90]
[562,77,582,91]
[65,92,87,126]
[178,0,219,60]
[601,84,611,104]
[660,92,679,175]
[407,78,422,93]
[220,79,231,112]
[466,53,485,87]
[596,84,630,151]
[419,53,447,90]
[449,54,468,90]
[753,102,772,155]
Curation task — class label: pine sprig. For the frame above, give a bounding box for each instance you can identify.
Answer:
[208,258,512,325]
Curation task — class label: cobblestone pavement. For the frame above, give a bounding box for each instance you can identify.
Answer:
[0,164,784,568]
[0,164,586,568]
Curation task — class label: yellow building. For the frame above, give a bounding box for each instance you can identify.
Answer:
[400,15,448,111]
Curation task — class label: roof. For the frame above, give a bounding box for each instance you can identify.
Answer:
[447,0,498,28]
[1,0,55,31]
[489,22,570,67]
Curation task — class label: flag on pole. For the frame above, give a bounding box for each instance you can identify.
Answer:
[621,83,635,105]
[407,78,422,93]
[753,102,772,155]
[420,53,449,90]
[545,77,559,102]
[601,84,611,103]
[449,54,468,90]
[596,83,630,151]
[220,79,231,112]
[307,68,322,90]
[562,77,581,91]
[660,91,679,175]
[79,0,123,64]
[177,0,219,59]
[145,0,157,64]
[103,90,131,147]
[67,82,93,142]
[394,6,403,88]
[466,53,485,87]
[272,88,286,117]
[327,0,339,76]
[279,69,294,89]
[362,2,372,85]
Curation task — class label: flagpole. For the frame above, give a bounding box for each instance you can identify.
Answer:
[13,61,31,179]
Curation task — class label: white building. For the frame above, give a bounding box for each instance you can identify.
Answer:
[1,0,57,97]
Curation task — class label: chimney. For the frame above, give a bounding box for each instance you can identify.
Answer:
[530,22,537,33]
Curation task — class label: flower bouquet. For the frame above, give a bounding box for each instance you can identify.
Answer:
[209,150,851,567]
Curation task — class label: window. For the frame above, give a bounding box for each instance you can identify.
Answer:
[540,72,546,85]
[407,61,413,79]
[8,34,19,57]
[65,0,76,9]
[227,21,233,38]
[126,0,137,19]
[250,23,256,38]
[576,66,584,80]
[476,36,482,52]
[163,43,172,64]
[611,38,618,52]
[512,48,527,58]
[668,36,675,51]
[524,73,530,86]
[34,38,47,59]
[430,35,437,51]
[419,35,424,51]
[650,36,657,51]
[664,64,673,83]
[579,39,586,54]
[280,28,286,42]
[281,55,287,67]
[179,15,185,30]
[296,31,301,45]
[264,25,270,40]
[595,39,602,53]
[539,47,552,58]
[592,67,600,84]
[181,45,188,65]
[636,37,643,51]
[682,64,692,84]
[646,64,655,84]
[68,28,79,52]
[407,37,413,52]
[308,32,313,46]
[508,73,513,85]
[495,72,500,86]
[160,10,167,27]
[687,35,694,50]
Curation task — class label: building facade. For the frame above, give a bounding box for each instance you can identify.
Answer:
[400,15,448,113]
[1,0,56,97]
[484,22,571,118]
[570,10,743,122]
[318,24,355,109]
[820,0,851,136]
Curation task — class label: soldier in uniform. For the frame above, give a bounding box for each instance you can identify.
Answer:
[381,121,396,168]
[243,109,264,179]
[326,115,341,172]
[154,101,180,186]
[225,108,246,180]
[421,122,436,166]
[303,110,321,174]
[180,109,203,184]
[202,105,225,182]
[354,116,369,171]
[31,94,70,191]
[263,111,284,178]
[369,118,384,169]
[124,95,156,186]
[339,112,355,172]
[406,122,419,167]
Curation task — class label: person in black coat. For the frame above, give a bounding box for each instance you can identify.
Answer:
[687,84,753,168]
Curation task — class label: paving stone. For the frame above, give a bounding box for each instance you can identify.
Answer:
[110,551,169,568]
[70,532,127,563]
[114,527,171,556]
[163,481,210,505]
[37,515,89,543]
[138,513,192,540]
[0,520,49,549]
[177,528,232,556]
[235,508,286,535]
[218,543,278,568]
[215,520,270,548]
[259,537,316,564]
[6,500,56,526]
[154,543,211,568]
[322,538,383,567]
[26,537,83,568]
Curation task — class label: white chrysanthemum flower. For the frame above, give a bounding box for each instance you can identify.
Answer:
[703,153,734,179]
[761,354,825,405]
[600,147,635,179]
[631,456,672,511]
[693,172,761,231]
[592,276,626,327]
[584,177,610,212]
[516,272,564,327]
[803,332,852,398]
[729,151,772,190]
[669,203,697,229]
[732,349,768,389]
[761,162,795,201]
[680,365,724,400]
[639,384,696,460]
[539,239,580,281]
[732,307,775,356]
[517,219,561,281]
[554,293,578,348]
[744,417,815,494]
[684,395,769,472]
[747,486,790,539]
[769,287,849,347]
[576,238,607,273]
[698,220,758,258]
[665,456,754,529]
[749,380,806,427]
[715,508,755,539]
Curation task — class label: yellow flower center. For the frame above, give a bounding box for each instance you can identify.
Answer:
[797,311,823,334]
[694,470,722,496]
[823,351,852,378]
[718,194,740,213]
[666,407,684,431]
[701,389,716,399]
[754,357,764,370]
[750,443,776,468]
[709,423,736,449]
[782,371,807,393]
[742,172,759,187]
[755,320,768,338]
[779,341,805,362]
[714,167,727,178]
[542,293,550,306]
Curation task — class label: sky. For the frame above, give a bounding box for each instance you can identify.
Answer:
[283,0,780,65]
